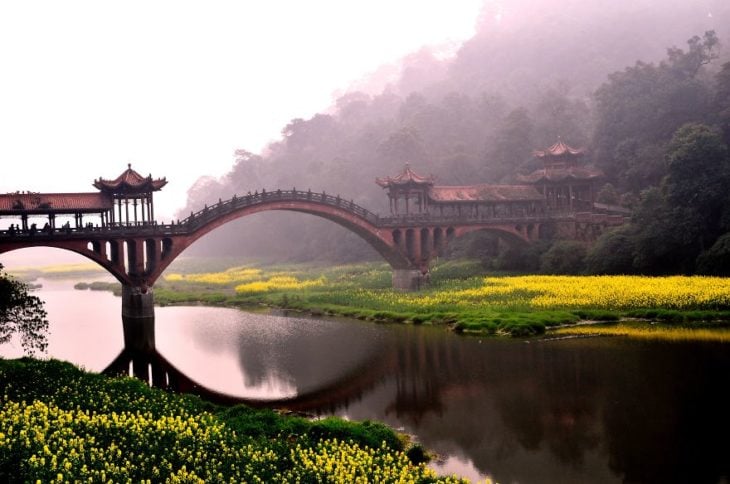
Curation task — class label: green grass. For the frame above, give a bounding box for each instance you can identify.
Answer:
[0,358,461,482]
[74,258,730,339]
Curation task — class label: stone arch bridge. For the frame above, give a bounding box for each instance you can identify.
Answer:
[0,189,573,290]
[0,186,623,385]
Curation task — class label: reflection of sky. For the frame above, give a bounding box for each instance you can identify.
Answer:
[5,281,730,484]
[155,307,386,399]
[0,277,122,371]
[155,307,297,399]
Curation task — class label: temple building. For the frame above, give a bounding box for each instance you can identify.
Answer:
[518,139,604,212]
[376,164,545,219]
[94,164,167,226]
[376,139,604,217]
[0,164,165,231]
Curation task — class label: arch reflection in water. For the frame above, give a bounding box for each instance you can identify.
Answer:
[110,307,396,407]
[7,278,730,484]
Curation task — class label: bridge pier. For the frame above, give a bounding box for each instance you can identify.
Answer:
[121,285,156,380]
[392,269,426,291]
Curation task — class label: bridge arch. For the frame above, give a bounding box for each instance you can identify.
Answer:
[0,240,135,285]
[145,195,413,284]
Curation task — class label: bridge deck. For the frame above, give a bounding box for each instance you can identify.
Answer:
[0,189,622,239]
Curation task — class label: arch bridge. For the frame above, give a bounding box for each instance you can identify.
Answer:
[0,189,557,290]
[0,164,624,383]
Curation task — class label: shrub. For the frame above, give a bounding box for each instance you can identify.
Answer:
[696,232,730,275]
[585,226,637,274]
[540,241,587,274]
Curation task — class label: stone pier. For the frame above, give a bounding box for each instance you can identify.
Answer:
[392,269,426,291]
[120,285,164,384]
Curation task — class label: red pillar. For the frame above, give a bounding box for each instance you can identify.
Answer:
[412,228,422,263]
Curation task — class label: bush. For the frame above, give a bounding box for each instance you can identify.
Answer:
[585,226,636,274]
[696,232,730,275]
[540,241,587,274]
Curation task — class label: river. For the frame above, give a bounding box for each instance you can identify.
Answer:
[3,278,730,483]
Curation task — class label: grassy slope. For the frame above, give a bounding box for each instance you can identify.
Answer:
[73,259,730,338]
[0,358,460,482]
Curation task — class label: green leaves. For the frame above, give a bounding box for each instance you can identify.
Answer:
[0,263,49,356]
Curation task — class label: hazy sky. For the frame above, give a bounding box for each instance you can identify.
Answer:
[0,0,483,220]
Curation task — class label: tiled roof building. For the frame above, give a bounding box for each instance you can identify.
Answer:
[377,139,605,216]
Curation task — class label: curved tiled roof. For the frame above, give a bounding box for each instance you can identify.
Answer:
[428,184,543,202]
[518,166,604,183]
[93,164,167,193]
[376,163,435,188]
[533,139,586,158]
[0,192,113,214]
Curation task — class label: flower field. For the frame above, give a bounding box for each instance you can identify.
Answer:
[80,259,730,337]
[341,275,730,312]
[0,358,465,482]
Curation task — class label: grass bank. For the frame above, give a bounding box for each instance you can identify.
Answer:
[0,358,464,482]
[74,259,730,338]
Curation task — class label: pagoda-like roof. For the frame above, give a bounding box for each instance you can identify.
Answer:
[93,164,167,194]
[533,139,586,159]
[376,164,435,188]
[517,166,604,183]
[0,192,113,215]
[429,185,543,203]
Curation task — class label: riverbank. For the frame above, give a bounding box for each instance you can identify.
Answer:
[0,358,464,482]
[70,259,730,338]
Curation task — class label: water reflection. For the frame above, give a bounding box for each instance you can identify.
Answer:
[155,312,730,483]
[3,280,730,483]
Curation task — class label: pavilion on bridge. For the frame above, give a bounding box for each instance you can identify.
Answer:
[376,139,605,217]
[0,164,166,232]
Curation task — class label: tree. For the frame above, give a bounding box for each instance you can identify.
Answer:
[664,123,730,249]
[0,263,48,356]
[377,127,426,164]
[696,233,730,276]
[484,108,534,182]
[714,62,730,146]
[585,226,636,274]
[592,32,718,192]
[540,241,587,274]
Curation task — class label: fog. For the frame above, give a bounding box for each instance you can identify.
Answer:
[177,0,730,274]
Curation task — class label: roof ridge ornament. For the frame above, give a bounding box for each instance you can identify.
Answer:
[93,165,168,194]
[375,164,435,188]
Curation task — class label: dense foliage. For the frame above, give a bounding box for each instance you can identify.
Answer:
[0,358,461,482]
[81,260,730,338]
[178,2,730,275]
[0,263,48,356]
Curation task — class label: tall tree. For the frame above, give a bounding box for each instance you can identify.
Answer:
[0,264,48,356]
[484,108,534,182]
[715,62,730,146]
[592,32,719,192]
[664,123,730,249]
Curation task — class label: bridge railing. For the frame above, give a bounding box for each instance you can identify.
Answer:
[0,222,189,239]
[179,189,382,229]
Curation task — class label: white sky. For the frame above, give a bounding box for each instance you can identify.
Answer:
[0,0,483,220]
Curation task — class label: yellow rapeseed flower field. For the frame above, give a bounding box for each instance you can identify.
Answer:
[165,267,263,284]
[235,275,326,293]
[351,275,730,311]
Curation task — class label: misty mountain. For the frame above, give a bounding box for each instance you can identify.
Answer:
[178,0,730,267]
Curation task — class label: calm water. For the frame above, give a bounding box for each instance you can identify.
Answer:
[3,279,730,483]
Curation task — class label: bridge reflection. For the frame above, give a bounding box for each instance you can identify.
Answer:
[101,310,730,483]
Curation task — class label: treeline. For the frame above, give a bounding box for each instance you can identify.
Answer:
[179,1,730,274]
[471,32,730,276]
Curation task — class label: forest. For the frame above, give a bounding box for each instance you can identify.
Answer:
[179,0,730,276]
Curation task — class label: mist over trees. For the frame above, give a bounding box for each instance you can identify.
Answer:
[180,0,730,274]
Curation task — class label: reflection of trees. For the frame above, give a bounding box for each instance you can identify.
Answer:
[380,337,609,482]
[233,316,386,393]
[112,312,730,484]
[601,341,730,484]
